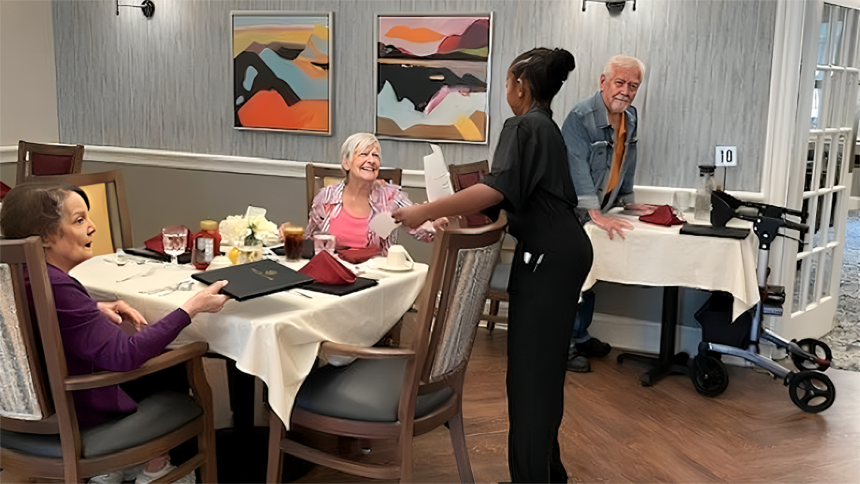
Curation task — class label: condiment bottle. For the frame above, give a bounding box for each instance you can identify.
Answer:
[191,220,221,270]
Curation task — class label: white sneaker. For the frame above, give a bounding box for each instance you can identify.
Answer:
[88,471,123,484]
[134,464,196,484]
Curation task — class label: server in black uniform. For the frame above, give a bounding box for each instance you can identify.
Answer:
[393,47,593,483]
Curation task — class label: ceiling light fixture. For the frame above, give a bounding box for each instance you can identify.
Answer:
[116,0,155,18]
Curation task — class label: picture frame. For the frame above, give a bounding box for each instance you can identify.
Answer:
[375,13,493,144]
[232,11,333,135]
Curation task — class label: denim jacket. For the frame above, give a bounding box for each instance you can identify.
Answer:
[561,91,638,219]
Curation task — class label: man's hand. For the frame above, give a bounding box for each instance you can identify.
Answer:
[97,300,147,327]
[625,203,659,216]
[392,204,431,229]
[589,209,634,240]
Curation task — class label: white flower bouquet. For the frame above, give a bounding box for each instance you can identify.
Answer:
[219,209,280,247]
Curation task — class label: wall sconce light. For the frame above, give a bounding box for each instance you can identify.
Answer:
[116,0,155,18]
[582,0,636,13]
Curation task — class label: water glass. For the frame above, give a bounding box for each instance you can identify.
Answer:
[162,226,188,269]
[313,234,336,255]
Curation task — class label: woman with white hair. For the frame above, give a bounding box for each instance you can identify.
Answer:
[304,133,444,257]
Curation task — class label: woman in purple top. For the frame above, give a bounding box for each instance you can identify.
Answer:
[0,183,229,483]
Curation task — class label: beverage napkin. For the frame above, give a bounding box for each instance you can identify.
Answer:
[639,205,685,227]
[298,250,357,285]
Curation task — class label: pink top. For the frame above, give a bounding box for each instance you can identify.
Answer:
[306,181,435,256]
[329,208,371,248]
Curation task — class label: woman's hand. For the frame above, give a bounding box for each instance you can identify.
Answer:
[431,217,449,232]
[180,280,230,319]
[392,204,431,229]
[98,301,147,327]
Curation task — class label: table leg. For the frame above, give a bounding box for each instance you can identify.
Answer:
[616,286,693,386]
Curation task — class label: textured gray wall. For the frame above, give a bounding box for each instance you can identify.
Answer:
[53,0,776,191]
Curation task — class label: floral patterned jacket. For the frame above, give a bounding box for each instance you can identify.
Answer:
[306,181,434,255]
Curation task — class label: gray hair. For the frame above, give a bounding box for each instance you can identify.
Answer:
[340,133,381,167]
[603,55,645,81]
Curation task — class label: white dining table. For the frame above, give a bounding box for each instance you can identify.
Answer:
[581,209,760,385]
[70,254,428,429]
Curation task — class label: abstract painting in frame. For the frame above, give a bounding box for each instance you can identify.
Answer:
[376,14,492,144]
[233,12,332,135]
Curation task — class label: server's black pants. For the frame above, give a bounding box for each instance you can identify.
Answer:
[506,229,592,483]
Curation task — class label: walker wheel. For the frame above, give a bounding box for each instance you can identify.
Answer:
[788,371,835,413]
[791,338,832,372]
[692,355,729,397]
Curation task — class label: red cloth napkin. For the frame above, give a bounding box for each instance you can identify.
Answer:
[336,245,382,264]
[299,250,357,285]
[0,181,10,201]
[144,226,193,253]
[639,205,685,226]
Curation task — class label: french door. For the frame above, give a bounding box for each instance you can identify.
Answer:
[785,3,859,339]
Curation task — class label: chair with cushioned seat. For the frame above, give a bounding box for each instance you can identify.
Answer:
[0,236,217,483]
[16,140,84,185]
[266,212,508,483]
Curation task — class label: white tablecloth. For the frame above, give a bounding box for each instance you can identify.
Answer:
[70,255,428,428]
[582,211,760,321]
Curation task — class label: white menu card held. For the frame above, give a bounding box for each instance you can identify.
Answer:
[424,144,454,202]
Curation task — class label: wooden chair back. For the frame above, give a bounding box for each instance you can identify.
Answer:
[448,160,491,227]
[22,170,134,254]
[414,212,506,389]
[17,141,84,185]
[305,163,403,215]
[0,237,58,430]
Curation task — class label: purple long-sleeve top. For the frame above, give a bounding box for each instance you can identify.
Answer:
[27,264,191,429]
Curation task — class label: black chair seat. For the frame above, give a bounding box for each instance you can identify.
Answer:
[295,359,454,422]
[1,391,202,458]
[490,263,510,292]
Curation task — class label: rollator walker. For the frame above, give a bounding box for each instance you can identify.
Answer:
[691,191,836,413]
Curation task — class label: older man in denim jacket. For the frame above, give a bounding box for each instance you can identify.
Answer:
[561,55,653,372]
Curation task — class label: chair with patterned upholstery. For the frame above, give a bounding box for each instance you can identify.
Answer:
[448,160,510,331]
[0,236,217,483]
[16,141,84,185]
[266,212,508,483]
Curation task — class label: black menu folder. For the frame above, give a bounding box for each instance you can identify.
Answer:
[303,277,378,296]
[191,259,314,301]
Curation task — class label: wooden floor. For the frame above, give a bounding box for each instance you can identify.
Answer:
[4,325,859,483]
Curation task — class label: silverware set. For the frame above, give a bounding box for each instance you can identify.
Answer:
[139,278,195,296]
[116,266,158,283]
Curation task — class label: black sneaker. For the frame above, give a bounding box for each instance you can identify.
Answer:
[566,354,591,372]
[575,337,611,358]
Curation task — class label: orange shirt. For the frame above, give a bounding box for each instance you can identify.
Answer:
[604,112,627,195]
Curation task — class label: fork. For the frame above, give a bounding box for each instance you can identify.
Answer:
[139,279,195,296]
[116,266,157,283]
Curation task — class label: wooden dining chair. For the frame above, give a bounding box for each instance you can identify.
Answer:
[0,236,218,483]
[16,140,85,185]
[305,163,403,215]
[266,212,508,484]
[22,170,133,256]
[448,160,510,331]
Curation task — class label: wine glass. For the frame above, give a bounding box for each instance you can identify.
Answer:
[162,225,188,269]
